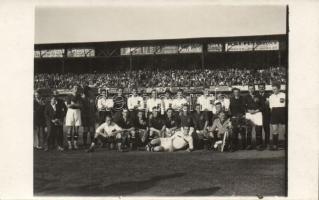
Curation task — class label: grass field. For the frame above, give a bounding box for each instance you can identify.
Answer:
[34,148,286,197]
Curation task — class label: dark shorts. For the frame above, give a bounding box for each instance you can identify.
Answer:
[270,107,286,124]
[97,135,115,143]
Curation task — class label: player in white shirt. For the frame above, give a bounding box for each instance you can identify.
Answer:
[96,89,114,125]
[161,89,173,115]
[128,88,144,111]
[127,88,144,118]
[146,125,194,152]
[213,93,230,114]
[146,89,162,117]
[268,83,286,150]
[87,115,131,152]
[172,89,188,114]
[197,88,215,126]
[197,88,215,112]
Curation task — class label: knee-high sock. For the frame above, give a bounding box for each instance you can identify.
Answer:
[255,126,263,146]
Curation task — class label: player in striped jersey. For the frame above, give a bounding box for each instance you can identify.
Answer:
[112,88,127,121]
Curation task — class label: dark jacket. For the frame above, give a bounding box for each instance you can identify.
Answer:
[229,96,246,117]
[258,92,270,114]
[245,93,262,111]
[44,103,64,126]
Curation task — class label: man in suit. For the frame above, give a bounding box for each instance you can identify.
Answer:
[44,96,65,151]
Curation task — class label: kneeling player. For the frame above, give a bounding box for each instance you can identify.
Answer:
[146,126,194,152]
[208,111,232,152]
[135,110,149,147]
[87,115,126,152]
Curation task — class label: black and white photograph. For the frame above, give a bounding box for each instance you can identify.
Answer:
[32,5,288,197]
[1,1,319,199]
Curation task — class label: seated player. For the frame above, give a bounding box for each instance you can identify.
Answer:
[149,107,165,138]
[192,104,209,150]
[208,111,232,152]
[163,108,181,137]
[134,110,149,148]
[87,115,130,152]
[212,102,224,118]
[146,125,194,152]
[179,104,195,136]
[115,108,136,150]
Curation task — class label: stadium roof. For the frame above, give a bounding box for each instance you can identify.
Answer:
[34,34,287,50]
[35,5,287,45]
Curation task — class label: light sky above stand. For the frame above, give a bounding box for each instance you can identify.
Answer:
[35,5,286,44]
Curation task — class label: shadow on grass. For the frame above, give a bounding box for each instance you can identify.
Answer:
[36,172,186,196]
[181,187,221,196]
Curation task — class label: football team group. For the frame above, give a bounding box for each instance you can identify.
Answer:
[33,83,286,153]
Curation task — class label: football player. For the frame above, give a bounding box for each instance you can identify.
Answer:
[179,104,194,136]
[245,85,264,150]
[172,89,187,115]
[269,82,286,150]
[80,90,96,147]
[258,83,271,148]
[196,87,214,126]
[96,89,114,125]
[149,107,165,139]
[162,89,173,115]
[213,93,230,114]
[87,115,129,152]
[208,111,232,152]
[115,108,135,150]
[146,125,194,152]
[127,88,144,117]
[65,85,82,150]
[192,104,209,150]
[146,89,162,118]
[163,108,181,137]
[134,110,149,147]
[229,88,246,151]
[112,88,127,121]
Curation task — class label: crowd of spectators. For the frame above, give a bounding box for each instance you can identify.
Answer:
[34,66,287,89]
